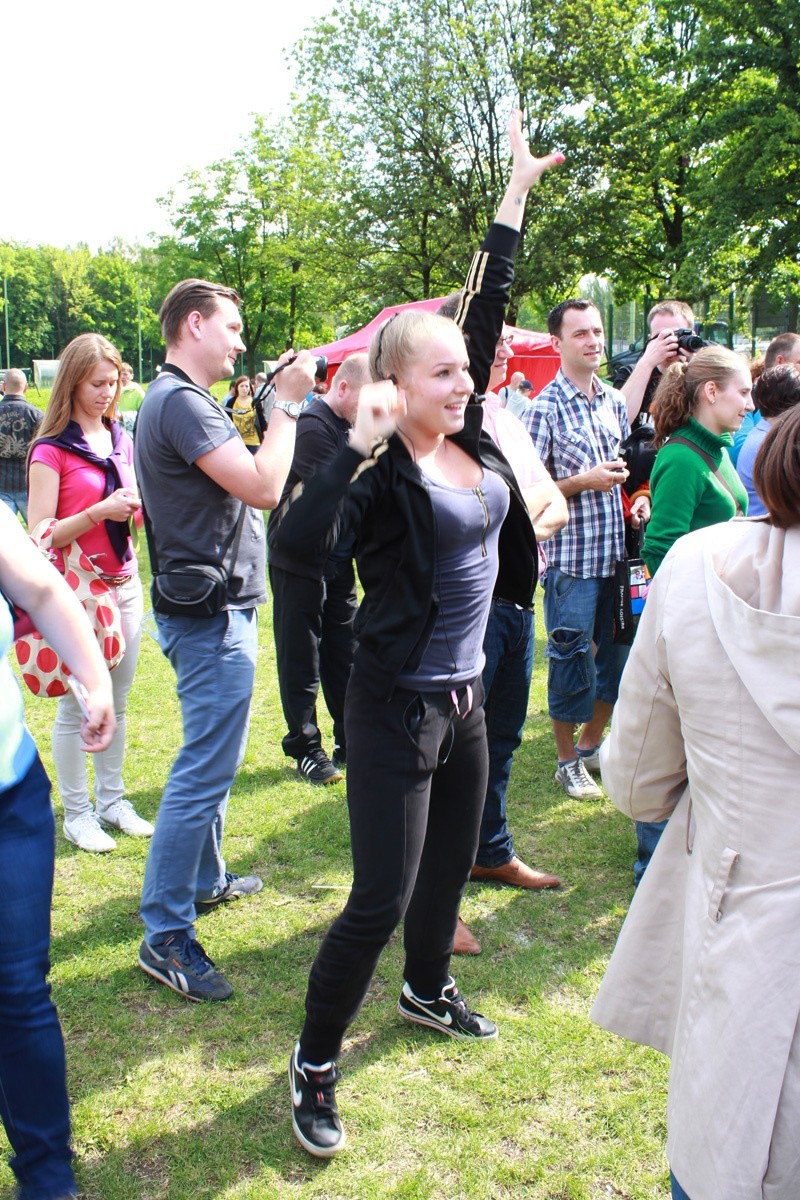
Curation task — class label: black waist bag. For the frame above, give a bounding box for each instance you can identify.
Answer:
[145,504,246,620]
[151,562,230,618]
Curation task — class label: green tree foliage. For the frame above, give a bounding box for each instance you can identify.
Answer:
[691,0,800,326]
[154,114,348,373]
[295,0,581,319]
[0,242,159,372]
[293,0,797,325]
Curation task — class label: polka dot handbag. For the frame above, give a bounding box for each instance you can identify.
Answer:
[14,519,126,698]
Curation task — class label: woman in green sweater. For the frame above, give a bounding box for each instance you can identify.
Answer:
[643,346,753,577]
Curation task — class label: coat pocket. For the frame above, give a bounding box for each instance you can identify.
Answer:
[707,847,740,923]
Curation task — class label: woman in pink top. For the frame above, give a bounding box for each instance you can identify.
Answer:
[28,333,152,853]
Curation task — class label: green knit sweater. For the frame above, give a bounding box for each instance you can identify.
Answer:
[642,416,749,576]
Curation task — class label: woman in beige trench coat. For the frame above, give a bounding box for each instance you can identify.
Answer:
[592,405,800,1200]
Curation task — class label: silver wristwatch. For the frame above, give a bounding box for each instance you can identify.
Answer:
[272,400,301,420]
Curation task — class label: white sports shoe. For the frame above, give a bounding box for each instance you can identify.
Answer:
[98,799,154,837]
[64,811,117,853]
[554,758,603,800]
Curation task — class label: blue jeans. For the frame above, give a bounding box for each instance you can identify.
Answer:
[140,609,259,942]
[542,567,626,725]
[476,599,535,867]
[670,1170,691,1199]
[0,489,28,524]
[0,755,76,1199]
[634,819,668,887]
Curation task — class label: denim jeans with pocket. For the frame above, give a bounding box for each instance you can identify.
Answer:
[542,566,626,724]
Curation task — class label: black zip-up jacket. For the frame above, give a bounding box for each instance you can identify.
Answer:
[271,222,537,700]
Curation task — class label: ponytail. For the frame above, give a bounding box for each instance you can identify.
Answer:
[651,362,691,447]
[650,345,745,448]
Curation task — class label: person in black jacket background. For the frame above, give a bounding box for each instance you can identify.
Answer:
[267,353,371,784]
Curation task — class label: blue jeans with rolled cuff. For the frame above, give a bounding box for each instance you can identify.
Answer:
[0,489,28,524]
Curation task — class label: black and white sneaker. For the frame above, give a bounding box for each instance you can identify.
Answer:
[296,749,344,786]
[398,977,498,1041]
[289,1043,346,1157]
[331,745,347,771]
[138,933,233,1002]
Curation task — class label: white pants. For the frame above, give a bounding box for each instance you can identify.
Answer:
[52,574,144,821]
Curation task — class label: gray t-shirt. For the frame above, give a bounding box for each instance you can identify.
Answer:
[135,366,267,609]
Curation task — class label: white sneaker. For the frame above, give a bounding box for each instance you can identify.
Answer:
[64,812,117,853]
[554,758,603,800]
[574,741,604,772]
[99,799,154,837]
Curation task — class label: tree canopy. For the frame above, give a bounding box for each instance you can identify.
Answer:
[2,0,797,375]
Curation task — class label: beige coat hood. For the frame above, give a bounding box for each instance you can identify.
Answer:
[706,521,800,755]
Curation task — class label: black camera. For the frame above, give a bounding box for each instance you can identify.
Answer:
[650,328,707,353]
[675,328,707,352]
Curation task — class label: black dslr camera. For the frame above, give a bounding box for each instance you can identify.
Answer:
[649,328,707,353]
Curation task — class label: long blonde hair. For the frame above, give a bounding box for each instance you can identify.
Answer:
[36,333,123,442]
[651,345,744,447]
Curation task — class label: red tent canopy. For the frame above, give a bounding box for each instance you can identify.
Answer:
[311,297,560,396]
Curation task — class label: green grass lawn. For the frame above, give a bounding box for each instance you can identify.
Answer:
[7,576,670,1200]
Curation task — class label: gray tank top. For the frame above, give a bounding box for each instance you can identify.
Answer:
[397,465,509,689]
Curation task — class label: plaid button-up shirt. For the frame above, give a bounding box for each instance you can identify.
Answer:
[521,369,629,578]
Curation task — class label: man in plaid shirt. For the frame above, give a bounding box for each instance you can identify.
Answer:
[522,300,649,799]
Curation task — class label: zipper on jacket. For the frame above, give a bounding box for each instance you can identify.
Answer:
[474,485,489,557]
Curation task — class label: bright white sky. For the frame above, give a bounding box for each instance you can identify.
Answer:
[4,0,335,250]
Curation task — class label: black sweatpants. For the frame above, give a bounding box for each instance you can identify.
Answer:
[299,669,488,1063]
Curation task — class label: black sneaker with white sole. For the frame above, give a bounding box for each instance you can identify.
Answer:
[289,1043,346,1157]
[296,748,344,786]
[138,933,233,1002]
[398,977,498,1040]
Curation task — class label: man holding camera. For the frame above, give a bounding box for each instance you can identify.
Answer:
[135,278,315,1003]
[614,301,698,427]
[611,301,700,517]
[524,300,648,800]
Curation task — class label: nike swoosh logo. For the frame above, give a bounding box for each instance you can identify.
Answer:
[290,1061,304,1106]
[414,1000,452,1025]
